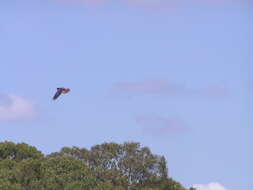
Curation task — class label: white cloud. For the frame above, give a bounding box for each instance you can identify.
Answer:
[0,94,37,121]
[192,182,228,190]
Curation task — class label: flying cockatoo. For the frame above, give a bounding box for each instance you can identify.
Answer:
[53,88,70,100]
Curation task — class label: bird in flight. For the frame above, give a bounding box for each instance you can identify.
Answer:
[53,88,70,100]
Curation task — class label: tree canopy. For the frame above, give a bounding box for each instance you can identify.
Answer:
[0,141,188,190]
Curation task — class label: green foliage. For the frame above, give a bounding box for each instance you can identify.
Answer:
[0,141,43,161]
[41,156,98,190]
[0,141,187,190]
[159,178,186,190]
[0,179,22,190]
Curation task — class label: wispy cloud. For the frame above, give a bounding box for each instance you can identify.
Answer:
[56,0,109,7]
[114,80,192,96]
[57,0,232,10]
[192,182,228,190]
[113,80,228,99]
[125,0,182,11]
[135,115,188,136]
[200,85,227,99]
[0,94,37,121]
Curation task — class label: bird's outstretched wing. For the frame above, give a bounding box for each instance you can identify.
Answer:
[53,89,62,100]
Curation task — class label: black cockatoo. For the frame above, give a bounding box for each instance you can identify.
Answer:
[53,88,70,100]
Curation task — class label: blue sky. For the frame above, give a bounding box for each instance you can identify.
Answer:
[0,1,252,190]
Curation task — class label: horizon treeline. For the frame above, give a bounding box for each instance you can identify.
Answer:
[0,141,195,190]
